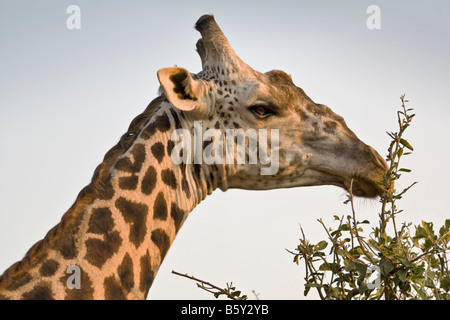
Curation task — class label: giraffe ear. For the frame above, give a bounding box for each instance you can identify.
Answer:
[157,67,215,118]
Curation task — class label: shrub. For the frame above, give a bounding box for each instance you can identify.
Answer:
[291,96,450,300]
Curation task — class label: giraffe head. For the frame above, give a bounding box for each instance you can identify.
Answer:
[158,15,388,198]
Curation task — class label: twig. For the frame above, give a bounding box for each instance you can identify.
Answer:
[252,290,260,300]
[298,226,326,300]
[349,179,375,265]
[171,270,244,300]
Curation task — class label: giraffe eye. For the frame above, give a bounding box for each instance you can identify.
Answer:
[249,104,274,118]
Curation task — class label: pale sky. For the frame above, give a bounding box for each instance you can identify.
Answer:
[0,0,449,299]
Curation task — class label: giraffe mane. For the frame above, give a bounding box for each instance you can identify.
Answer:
[0,95,166,286]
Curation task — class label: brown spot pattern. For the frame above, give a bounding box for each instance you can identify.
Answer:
[170,202,185,233]
[117,253,134,293]
[115,197,149,248]
[141,166,157,195]
[118,175,139,190]
[151,142,165,163]
[153,192,168,220]
[85,232,122,268]
[87,207,114,235]
[104,276,126,300]
[115,143,146,173]
[22,284,54,300]
[4,272,32,291]
[139,250,155,296]
[39,259,60,277]
[161,169,177,189]
[151,229,170,260]
[143,115,171,137]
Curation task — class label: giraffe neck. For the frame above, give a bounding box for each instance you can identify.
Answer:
[0,96,224,300]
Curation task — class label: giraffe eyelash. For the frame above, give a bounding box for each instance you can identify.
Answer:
[249,104,276,118]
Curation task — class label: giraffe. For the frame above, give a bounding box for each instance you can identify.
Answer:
[0,15,388,300]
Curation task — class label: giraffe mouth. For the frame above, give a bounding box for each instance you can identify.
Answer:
[345,177,384,198]
[310,168,384,198]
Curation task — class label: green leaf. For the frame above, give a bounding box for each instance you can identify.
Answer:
[331,230,341,237]
[374,227,380,238]
[425,278,435,289]
[414,225,427,239]
[398,168,411,172]
[355,263,367,278]
[357,282,368,296]
[412,263,426,278]
[336,248,347,258]
[424,238,433,250]
[344,260,356,272]
[412,284,428,299]
[313,251,326,257]
[232,291,241,297]
[380,258,394,275]
[319,262,331,271]
[441,277,450,292]
[440,219,450,238]
[397,269,408,282]
[329,263,342,273]
[356,246,367,255]
[400,139,414,151]
[368,239,381,251]
[304,285,311,296]
[399,257,413,268]
[315,240,328,251]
